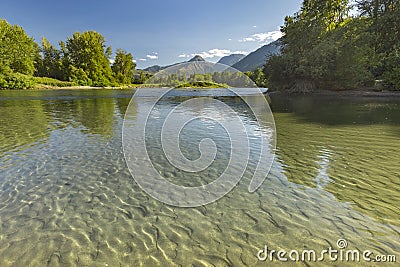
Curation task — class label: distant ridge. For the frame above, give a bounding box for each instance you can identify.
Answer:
[141,40,282,74]
[232,39,282,72]
[217,54,245,66]
[143,65,163,73]
[143,55,205,73]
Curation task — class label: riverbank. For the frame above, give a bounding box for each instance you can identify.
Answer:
[175,81,229,89]
[268,89,400,98]
[5,85,400,97]
[31,85,138,90]
[24,83,166,90]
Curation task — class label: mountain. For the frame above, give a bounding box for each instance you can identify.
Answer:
[232,39,282,72]
[217,54,246,66]
[143,65,162,73]
[143,55,205,73]
[188,55,206,62]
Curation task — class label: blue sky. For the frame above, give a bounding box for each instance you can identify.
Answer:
[1,0,302,68]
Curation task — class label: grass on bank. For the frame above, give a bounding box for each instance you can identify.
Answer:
[175,81,229,89]
[0,72,141,90]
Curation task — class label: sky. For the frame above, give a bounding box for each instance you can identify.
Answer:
[0,0,302,68]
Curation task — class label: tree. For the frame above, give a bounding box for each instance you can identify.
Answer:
[36,37,65,80]
[112,49,136,84]
[0,18,38,75]
[263,0,377,91]
[356,0,400,89]
[245,68,267,87]
[133,71,152,84]
[65,31,114,86]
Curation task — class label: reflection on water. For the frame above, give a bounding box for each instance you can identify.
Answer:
[271,95,400,227]
[0,100,49,154]
[0,90,399,266]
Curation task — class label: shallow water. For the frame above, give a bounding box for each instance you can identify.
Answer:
[0,90,399,266]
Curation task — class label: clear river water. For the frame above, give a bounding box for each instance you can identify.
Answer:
[0,89,399,266]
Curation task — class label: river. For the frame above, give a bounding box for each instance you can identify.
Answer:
[0,89,398,266]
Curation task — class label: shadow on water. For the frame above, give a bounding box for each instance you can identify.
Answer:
[0,99,50,154]
[271,94,400,227]
[270,94,400,127]
[0,90,136,155]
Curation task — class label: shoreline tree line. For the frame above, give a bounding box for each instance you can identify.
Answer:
[262,0,400,92]
[0,18,142,89]
[1,0,400,92]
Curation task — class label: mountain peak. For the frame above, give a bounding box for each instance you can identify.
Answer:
[188,55,205,62]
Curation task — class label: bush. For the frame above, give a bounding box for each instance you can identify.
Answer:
[92,75,112,87]
[0,68,35,89]
[382,48,400,90]
[69,66,92,86]
[33,77,73,87]
[383,67,400,90]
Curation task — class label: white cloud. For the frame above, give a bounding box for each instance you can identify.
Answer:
[239,30,282,44]
[232,50,249,55]
[196,49,232,59]
[138,58,147,61]
[112,57,136,63]
[241,37,256,42]
[252,25,257,28]
[181,49,248,59]
[228,38,232,41]
[146,54,158,60]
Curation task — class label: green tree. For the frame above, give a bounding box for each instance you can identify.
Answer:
[112,49,135,84]
[264,0,400,91]
[36,37,65,80]
[133,71,152,84]
[357,0,400,52]
[0,18,38,75]
[245,68,267,87]
[264,0,377,92]
[357,0,400,89]
[65,31,114,86]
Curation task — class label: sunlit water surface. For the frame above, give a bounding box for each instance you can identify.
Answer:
[0,89,399,266]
